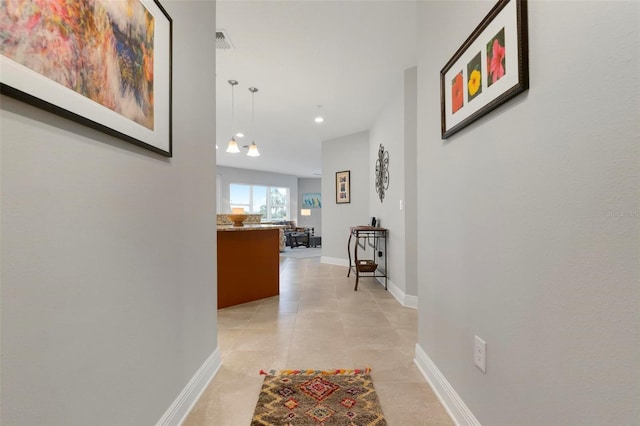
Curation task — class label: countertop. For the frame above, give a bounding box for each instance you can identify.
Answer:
[217,224,285,232]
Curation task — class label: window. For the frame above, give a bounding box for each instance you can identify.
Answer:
[230,183,290,221]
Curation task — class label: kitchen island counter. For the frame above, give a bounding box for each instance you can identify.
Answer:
[217,224,283,232]
[217,225,281,309]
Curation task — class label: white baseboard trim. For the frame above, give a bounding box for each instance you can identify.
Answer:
[156,348,222,426]
[403,293,418,309]
[320,256,349,267]
[377,277,418,309]
[414,344,480,426]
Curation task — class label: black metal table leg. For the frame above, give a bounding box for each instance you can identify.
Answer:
[354,232,360,291]
[347,232,353,277]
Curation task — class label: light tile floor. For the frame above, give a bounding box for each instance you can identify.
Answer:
[183,256,453,425]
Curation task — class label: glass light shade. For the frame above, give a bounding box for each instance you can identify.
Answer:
[301,209,311,216]
[314,116,324,123]
[246,141,260,157]
[226,137,240,153]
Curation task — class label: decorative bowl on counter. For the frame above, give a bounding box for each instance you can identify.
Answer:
[226,214,249,227]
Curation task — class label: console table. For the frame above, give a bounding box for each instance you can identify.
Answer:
[347,226,388,291]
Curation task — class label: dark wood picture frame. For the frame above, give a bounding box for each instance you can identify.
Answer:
[440,0,528,139]
[336,170,351,204]
[0,0,173,156]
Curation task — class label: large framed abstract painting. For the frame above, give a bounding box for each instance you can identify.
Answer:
[440,0,528,139]
[0,0,173,156]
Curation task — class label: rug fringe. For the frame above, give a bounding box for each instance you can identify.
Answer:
[260,368,371,376]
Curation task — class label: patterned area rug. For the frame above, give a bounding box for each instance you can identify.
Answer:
[252,369,387,426]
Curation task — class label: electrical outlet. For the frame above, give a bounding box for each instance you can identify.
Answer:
[474,336,487,373]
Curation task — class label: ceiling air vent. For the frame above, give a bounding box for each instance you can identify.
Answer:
[216,30,234,50]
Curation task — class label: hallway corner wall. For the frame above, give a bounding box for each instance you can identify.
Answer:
[403,66,418,298]
[367,66,419,301]
[416,1,639,424]
[0,1,218,424]
[368,78,408,298]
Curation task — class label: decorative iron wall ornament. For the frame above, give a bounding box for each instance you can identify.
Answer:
[375,144,389,203]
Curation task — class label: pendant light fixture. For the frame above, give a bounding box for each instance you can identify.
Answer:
[246,87,260,157]
[226,80,241,153]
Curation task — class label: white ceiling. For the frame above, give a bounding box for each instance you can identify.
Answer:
[215,1,417,178]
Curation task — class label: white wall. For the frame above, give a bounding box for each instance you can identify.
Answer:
[0,1,218,424]
[217,165,298,222]
[368,67,418,302]
[369,79,406,295]
[403,67,418,298]
[416,1,639,424]
[298,177,322,235]
[321,131,370,263]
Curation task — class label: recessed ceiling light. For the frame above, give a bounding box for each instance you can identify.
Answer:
[314,105,324,123]
[235,132,244,138]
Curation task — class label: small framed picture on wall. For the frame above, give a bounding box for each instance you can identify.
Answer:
[335,170,351,204]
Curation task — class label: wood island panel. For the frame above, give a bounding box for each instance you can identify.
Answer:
[217,228,280,309]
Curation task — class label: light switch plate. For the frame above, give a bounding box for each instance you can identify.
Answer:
[474,335,487,373]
